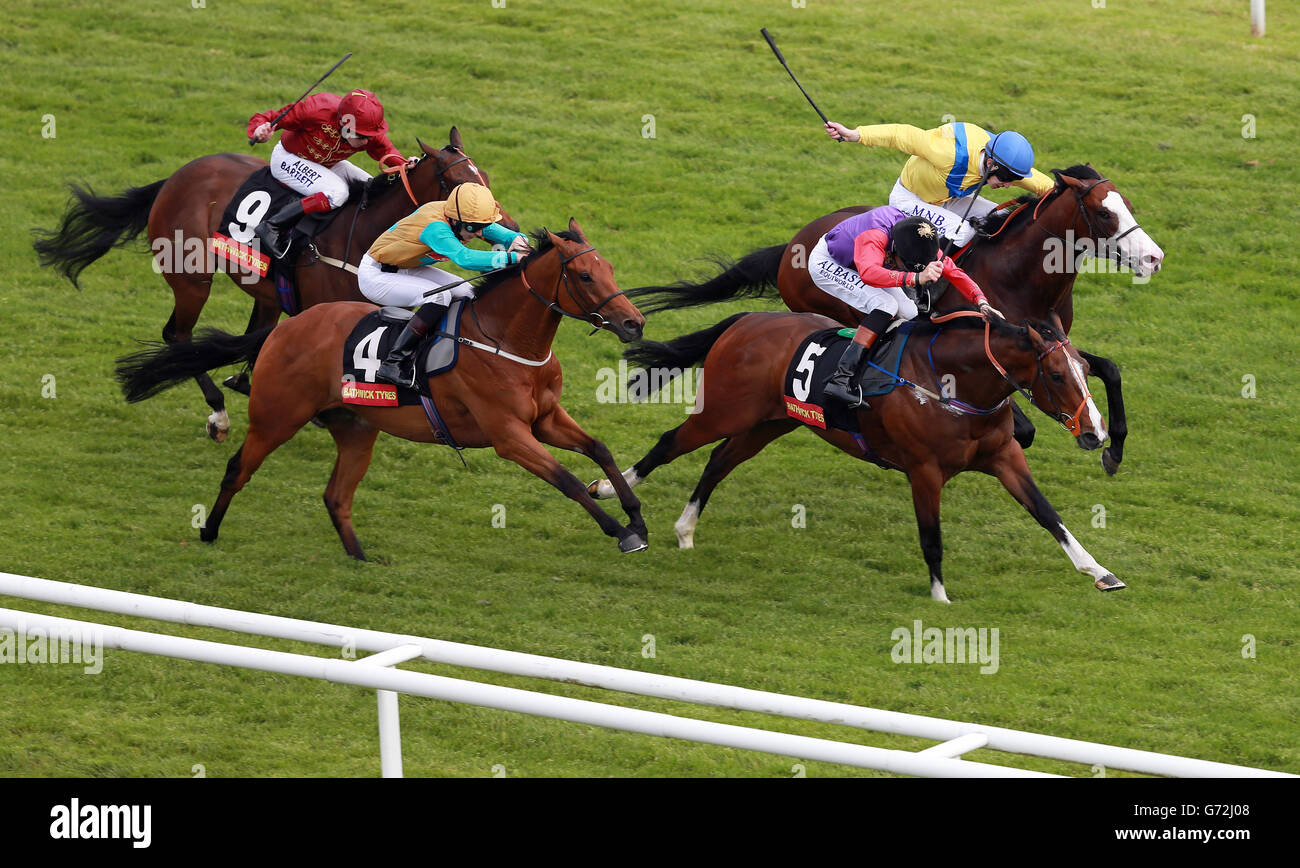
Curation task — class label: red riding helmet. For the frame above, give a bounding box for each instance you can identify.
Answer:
[337,89,388,138]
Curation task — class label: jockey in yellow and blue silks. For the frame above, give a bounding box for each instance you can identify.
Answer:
[359,182,531,385]
[824,119,1055,247]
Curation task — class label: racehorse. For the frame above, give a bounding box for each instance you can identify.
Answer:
[589,309,1124,602]
[34,127,509,441]
[624,165,1164,476]
[115,221,651,559]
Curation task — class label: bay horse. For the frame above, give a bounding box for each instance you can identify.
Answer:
[115,221,650,559]
[589,309,1124,602]
[625,165,1164,476]
[34,127,509,441]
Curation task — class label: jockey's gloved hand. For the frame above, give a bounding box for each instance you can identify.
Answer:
[253,122,273,143]
[978,301,1004,320]
[507,235,532,255]
[916,260,943,286]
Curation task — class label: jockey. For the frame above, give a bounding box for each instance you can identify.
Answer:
[361,182,532,386]
[247,89,414,256]
[823,119,1054,247]
[815,208,1001,408]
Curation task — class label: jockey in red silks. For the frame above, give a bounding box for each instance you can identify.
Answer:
[813,207,1002,408]
[246,89,415,256]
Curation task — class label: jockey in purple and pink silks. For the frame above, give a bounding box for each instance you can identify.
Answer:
[810,206,1001,408]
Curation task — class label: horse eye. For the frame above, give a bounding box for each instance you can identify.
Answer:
[1098,209,1112,219]
[580,272,593,283]
[1050,372,1065,384]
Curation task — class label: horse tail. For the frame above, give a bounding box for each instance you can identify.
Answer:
[32,179,167,287]
[623,312,748,373]
[115,327,273,403]
[626,244,786,315]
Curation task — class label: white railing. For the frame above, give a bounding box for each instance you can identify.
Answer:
[0,572,1291,778]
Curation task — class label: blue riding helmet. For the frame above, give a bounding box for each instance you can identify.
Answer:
[985,130,1035,179]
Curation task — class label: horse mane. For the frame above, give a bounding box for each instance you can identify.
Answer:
[474,228,585,295]
[974,164,1102,242]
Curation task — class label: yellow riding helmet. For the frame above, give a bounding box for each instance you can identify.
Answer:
[445,183,502,225]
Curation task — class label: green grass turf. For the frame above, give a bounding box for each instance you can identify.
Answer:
[0,0,1296,777]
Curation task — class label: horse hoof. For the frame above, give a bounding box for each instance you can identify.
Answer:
[618,533,648,554]
[1101,449,1120,476]
[206,421,228,442]
[588,478,611,499]
[1095,573,1126,591]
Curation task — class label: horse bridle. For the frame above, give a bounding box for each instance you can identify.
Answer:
[931,310,1091,435]
[1032,177,1146,271]
[519,245,628,335]
[435,148,481,199]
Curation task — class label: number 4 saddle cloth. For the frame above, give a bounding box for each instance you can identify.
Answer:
[340,301,469,407]
[782,322,915,433]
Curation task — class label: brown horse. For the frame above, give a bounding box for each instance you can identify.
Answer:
[115,221,650,559]
[590,309,1124,602]
[625,165,1164,476]
[34,127,508,441]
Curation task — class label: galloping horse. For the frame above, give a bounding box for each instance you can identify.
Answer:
[115,222,650,559]
[625,165,1164,475]
[34,127,507,441]
[590,309,1123,602]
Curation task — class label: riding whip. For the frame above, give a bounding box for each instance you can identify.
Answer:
[760,28,836,135]
[249,52,354,146]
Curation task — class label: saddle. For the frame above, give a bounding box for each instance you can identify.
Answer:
[210,168,350,313]
[339,300,469,407]
[782,322,914,433]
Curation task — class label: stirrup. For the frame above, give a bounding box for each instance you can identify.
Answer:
[825,378,867,409]
[376,357,416,388]
[254,224,289,259]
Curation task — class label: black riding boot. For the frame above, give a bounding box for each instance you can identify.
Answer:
[254,198,307,259]
[824,310,892,408]
[823,339,871,408]
[375,303,445,386]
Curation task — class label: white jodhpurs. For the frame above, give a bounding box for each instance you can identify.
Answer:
[889,179,998,247]
[358,254,475,308]
[807,236,918,321]
[270,142,372,209]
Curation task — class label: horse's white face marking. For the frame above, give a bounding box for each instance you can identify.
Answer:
[675,500,701,549]
[1066,353,1107,441]
[1101,190,1163,277]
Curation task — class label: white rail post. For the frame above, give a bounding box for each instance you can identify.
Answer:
[358,644,424,778]
[1251,0,1265,36]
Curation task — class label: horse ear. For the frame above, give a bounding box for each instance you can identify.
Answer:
[1056,171,1086,191]
[449,126,463,150]
[545,229,565,249]
[416,136,436,156]
[568,217,587,241]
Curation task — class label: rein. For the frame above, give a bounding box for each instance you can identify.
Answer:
[923,310,1090,434]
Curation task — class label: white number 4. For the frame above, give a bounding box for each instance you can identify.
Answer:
[353,327,387,382]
